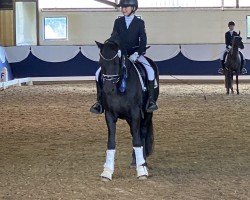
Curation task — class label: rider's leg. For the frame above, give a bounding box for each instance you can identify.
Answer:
[239,52,247,74]
[90,67,104,114]
[137,56,158,112]
[219,51,227,74]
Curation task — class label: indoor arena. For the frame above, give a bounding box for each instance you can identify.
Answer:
[0,0,250,199]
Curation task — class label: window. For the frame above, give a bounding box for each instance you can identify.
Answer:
[44,17,67,40]
[247,16,250,38]
[240,0,250,7]
[139,0,221,7]
[224,0,237,7]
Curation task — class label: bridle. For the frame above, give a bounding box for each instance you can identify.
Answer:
[230,36,243,56]
[99,50,121,84]
[99,51,119,61]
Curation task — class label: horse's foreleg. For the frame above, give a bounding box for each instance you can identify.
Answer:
[101,112,117,181]
[130,111,148,180]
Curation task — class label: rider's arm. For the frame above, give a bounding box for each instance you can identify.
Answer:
[138,21,147,56]
[111,19,119,37]
[225,32,231,48]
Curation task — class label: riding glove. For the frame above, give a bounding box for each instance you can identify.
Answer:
[129,52,139,62]
[117,50,122,58]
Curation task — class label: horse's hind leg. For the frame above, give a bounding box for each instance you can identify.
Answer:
[130,150,136,168]
[101,112,117,181]
[225,72,230,95]
[236,74,239,95]
[230,73,234,94]
[231,87,234,94]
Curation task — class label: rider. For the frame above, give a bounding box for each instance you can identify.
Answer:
[90,0,158,114]
[218,21,247,75]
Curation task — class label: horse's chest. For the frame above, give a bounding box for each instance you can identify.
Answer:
[105,96,132,112]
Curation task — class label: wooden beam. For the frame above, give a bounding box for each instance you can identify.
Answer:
[236,0,239,8]
[93,0,117,7]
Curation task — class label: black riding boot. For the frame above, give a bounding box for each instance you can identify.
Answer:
[146,80,158,113]
[218,60,225,74]
[240,59,247,75]
[90,81,103,114]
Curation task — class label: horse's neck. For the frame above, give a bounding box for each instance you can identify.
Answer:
[230,45,239,58]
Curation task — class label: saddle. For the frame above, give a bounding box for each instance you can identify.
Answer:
[134,61,148,91]
[133,56,159,92]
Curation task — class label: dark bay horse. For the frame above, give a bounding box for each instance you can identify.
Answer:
[95,40,159,181]
[224,33,244,95]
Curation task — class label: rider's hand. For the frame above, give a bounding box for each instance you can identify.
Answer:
[129,52,139,63]
[118,50,121,58]
[226,45,232,52]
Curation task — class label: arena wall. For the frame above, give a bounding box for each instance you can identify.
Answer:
[40,8,250,45]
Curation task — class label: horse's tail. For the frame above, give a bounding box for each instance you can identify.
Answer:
[144,117,154,157]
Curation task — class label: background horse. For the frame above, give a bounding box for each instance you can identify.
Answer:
[95,40,159,181]
[224,33,244,95]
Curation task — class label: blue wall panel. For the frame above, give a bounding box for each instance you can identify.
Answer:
[9,52,250,78]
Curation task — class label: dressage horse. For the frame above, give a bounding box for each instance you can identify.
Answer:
[224,34,244,95]
[95,40,159,181]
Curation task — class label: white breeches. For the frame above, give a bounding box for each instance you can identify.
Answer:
[95,55,155,82]
[137,55,155,81]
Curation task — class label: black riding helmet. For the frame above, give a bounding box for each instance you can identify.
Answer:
[228,21,235,26]
[118,0,138,11]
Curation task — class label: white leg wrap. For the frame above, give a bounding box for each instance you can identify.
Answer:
[133,147,145,166]
[101,167,113,180]
[133,147,148,177]
[101,150,115,180]
[136,165,148,177]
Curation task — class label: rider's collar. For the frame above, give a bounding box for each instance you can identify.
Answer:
[125,14,135,20]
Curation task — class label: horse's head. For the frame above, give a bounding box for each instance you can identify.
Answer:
[96,39,121,94]
[232,33,244,49]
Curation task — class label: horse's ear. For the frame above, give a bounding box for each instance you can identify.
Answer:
[95,41,104,50]
[238,31,241,36]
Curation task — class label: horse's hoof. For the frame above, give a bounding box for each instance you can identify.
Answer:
[138,175,148,180]
[101,176,111,182]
